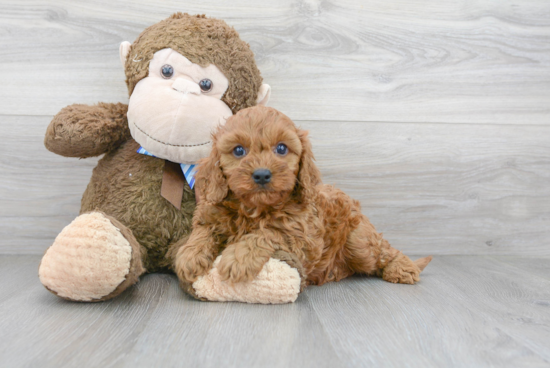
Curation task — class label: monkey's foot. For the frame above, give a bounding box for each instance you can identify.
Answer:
[192,251,304,304]
[39,212,144,302]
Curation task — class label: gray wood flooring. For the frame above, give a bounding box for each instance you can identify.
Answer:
[1,255,549,368]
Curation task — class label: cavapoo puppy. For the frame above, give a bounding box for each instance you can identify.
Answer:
[175,106,432,296]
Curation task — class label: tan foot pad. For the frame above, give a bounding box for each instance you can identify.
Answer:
[39,212,132,301]
[192,256,301,304]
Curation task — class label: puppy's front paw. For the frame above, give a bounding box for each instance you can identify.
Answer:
[217,247,267,283]
[381,254,421,284]
[175,246,214,283]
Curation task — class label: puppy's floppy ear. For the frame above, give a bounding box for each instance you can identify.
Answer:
[195,141,228,204]
[295,129,321,204]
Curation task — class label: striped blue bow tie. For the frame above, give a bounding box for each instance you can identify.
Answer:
[137,147,198,189]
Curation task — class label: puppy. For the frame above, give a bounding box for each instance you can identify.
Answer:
[175,106,431,292]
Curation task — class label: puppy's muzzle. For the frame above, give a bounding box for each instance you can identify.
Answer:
[252,169,272,185]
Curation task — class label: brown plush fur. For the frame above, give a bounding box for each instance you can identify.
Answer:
[45,102,131,158]
[80,139,196,272]
[175,106,432,287]
[125,13,263,114]
[43,14,265,279]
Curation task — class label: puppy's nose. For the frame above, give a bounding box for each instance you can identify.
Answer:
[252,169,272,185]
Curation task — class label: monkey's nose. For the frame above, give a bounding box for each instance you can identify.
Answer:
[172,78,201,95]
[252,169,272,185]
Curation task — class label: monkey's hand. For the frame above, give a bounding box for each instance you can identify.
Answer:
[45,102,130,158]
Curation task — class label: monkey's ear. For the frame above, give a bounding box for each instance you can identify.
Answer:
[195,143,228,204]
[119,41,131,69]
[256,84,271,106]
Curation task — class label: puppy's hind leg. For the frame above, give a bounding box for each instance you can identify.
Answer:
[344,216,432,284]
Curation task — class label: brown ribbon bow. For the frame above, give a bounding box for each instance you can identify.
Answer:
[161,160,186,210]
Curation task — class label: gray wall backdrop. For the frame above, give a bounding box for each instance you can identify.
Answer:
[1,0,549,255]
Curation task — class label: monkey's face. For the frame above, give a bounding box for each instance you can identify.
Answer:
[127,48,233,164]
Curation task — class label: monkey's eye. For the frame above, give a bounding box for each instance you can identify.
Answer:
[275,143,288,156]
[233,146,246,158]
[161,65,174,79]
[199,79,213,92]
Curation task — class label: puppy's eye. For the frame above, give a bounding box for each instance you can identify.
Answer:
[161,64,174,79]
[199,79,213,92]
[233,146,246,158]
[275,143,288,156]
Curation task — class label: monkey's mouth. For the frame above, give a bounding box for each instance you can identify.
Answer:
[127,82,232,163]
[132,121,211,148]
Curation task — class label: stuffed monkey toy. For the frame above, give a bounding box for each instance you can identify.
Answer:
[39,13,303,303]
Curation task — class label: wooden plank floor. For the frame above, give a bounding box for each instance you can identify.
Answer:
[1,255,549,368]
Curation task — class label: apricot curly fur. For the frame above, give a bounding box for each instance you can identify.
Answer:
[175,106,432,287]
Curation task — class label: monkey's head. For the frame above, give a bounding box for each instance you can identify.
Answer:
[119,13,270,164]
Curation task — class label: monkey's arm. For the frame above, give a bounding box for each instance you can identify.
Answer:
[44,102,131,158]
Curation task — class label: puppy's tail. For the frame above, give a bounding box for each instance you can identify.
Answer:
[414,256,433,271]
